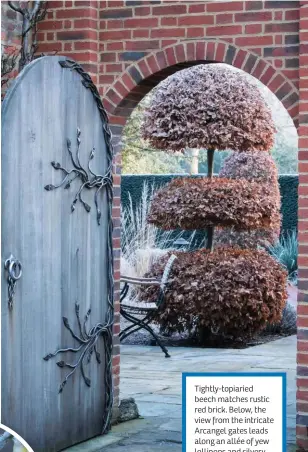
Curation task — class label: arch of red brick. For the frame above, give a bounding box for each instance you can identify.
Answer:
[104,39,299,131]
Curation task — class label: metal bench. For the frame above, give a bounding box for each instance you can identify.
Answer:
[120,254,177,358]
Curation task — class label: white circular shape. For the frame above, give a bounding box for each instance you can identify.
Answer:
[0,424,34,452]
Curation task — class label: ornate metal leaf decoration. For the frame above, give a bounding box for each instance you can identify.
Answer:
[44,128,112,225]
[44,184,55,191]
[43,303,111,394]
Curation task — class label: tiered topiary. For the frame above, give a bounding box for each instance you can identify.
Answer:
[148,177,278,231]
[142,249,287,338]
[216,151,281,248]
[142,64,275,153]
[219,151,279,184]
[141,64,288,341]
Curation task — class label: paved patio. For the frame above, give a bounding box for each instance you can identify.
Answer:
[66,335,297,451]
[118,335,297,450]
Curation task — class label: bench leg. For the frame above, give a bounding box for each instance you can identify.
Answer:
[146,328,170,358]
[121,310,170,358]
[120,308,147,339]
[120,310,154,340]
[120,321,143,339]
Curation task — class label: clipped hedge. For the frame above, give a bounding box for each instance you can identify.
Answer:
[279,175,298,234]
[121,174,298,240]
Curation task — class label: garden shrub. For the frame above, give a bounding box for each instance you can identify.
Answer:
[148,177,280,231]
[141,248,288,340]
[121,174,298,240]
[219,151,279,185]
[214,227,279,249]
[142,64,275,153]
[265,302,297,335]
[216,151,281,248]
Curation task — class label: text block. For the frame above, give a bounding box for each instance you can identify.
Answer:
[183,372,286,452]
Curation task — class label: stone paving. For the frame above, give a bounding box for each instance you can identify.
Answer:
[116,335,297,451]
[65,335,297,451]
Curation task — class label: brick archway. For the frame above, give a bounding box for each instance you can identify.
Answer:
[104,39,299,198]
[105,39,301,432]
[104,39,299,132]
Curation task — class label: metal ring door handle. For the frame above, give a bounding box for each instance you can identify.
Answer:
[8,259,22,280]
[4,254,22,309]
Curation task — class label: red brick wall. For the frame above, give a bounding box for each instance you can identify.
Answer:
[2,0,307,445]
[297,3,308,450]
[1,1,22,42]
[98,0,300,96]
[1,1,22,93]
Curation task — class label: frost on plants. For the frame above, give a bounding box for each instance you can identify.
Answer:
[148,177,280,231]
[141,249,288,339]
[216,151,281,248]
[142,64,275,153]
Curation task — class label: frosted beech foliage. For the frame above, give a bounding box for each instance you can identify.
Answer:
[215,227,280,249]
[217,151,281,247]
[140,248,288,339]
[148,177,281,231]
[219,151,279,185]
[142,64,276,152]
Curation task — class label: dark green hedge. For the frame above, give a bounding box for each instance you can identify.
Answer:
[278,175,298,235]
[121,174,298,238]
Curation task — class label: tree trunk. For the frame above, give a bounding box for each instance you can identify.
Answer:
[19,15,31,71]
[207,149,214,179]
[185,148,199,174]
[189,148,199,174]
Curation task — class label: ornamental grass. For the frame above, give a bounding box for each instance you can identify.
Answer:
[142,64,275,153]
[141,248,288,339]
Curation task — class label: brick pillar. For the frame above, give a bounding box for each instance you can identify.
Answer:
[111,127,123,420]
[297,2,308,449]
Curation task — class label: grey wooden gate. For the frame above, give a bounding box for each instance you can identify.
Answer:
[1,56,114,451]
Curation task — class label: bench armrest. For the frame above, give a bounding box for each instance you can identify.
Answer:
[120,254,177,306]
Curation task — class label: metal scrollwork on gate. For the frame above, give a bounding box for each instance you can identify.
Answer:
[44,128,112,226]
[43,303,112,393]
[44,59,114,435]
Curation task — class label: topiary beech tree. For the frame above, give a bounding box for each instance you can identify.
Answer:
[142,64,276,250]
[140,64,287,341]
